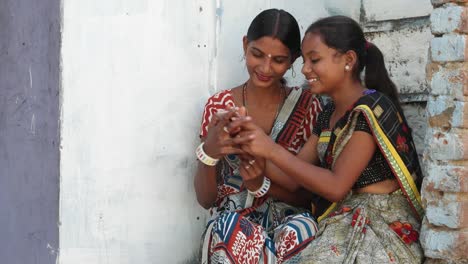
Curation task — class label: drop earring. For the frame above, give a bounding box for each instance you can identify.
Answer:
[291,65,296,78]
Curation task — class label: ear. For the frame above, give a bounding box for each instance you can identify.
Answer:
[344,50,358,70]
[242,36,249,55]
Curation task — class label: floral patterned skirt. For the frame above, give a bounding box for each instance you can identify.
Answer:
[287,191,423,264]
[200,211,318,264]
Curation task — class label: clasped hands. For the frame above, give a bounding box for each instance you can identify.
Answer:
[203,106,275,191]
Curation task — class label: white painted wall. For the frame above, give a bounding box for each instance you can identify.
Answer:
[60,1,216,263]
[59,1,329,263]
[363,0,432,21]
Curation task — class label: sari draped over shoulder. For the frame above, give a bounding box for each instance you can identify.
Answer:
[198,87,323,264]
[291,91,424,264]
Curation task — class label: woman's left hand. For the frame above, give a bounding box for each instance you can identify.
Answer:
[239,154,265,192]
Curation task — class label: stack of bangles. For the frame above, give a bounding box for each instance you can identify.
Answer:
[196,142,271,198]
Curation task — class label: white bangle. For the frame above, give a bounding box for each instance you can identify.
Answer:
[248,177,271,198]
[196,142,219,166]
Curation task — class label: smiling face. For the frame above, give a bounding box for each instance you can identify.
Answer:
[243,36,292,88]
[301,33,349,95]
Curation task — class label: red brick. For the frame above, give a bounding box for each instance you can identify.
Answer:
[428,63,468,99]
[431,5,468,34]
[464,67,468,96]
[458,230,468,258]
[424,128,468,160]
[423,163,468,193]
[461,197,468,228]
[421,220,468,260]
[461,7,468,33]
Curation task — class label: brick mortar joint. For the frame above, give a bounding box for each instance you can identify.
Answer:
[426,61,468,78]
[432,2,468,8]
[423,159,468,166]
[426,94,468,100]
[431,33,468,38]
[427,61,468,66]
[440,2,468,7]
[423,189,468,198]
[447,160,468,166]
[430,33,468,36]
[423,221,468,232]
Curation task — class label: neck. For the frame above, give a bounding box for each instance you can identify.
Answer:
[329,79,365,114]
[244,80,283,105]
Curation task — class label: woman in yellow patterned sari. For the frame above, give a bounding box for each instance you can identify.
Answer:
[226,16,424,263]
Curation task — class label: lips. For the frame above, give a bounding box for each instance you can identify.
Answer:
[255,72,272,82]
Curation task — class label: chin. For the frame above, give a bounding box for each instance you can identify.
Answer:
[309,83,329,95]
[252,77,275,87]
[307,84,321,94]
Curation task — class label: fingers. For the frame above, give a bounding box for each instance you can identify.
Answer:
[237,106,247,117]
[206,113,220,130]
[239,165,250,180]
[216,107,240,124]
[239,159,263,184]
[239,162,256,181]
[227,116,263,136]
[205,107,264,159]
[230,133,255,145]
[216,107,243,136]
[246,161,261,176]
[239,156,262,175]
[226,116,250,130]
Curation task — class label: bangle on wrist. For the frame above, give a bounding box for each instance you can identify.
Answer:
[196,142,219,166]
[248,177,271,198]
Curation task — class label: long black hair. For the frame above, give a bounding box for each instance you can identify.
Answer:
[247,9,301,63]
[305,16,400,107]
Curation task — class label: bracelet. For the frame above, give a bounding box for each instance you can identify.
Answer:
[196,142,219,166]
[248,177,271,198]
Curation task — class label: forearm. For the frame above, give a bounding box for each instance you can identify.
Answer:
[265,161,300,192]
[268,144,345,202]
[268,183,313,209]
[194,162,218,209]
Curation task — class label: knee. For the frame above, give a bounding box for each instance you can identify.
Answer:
[276,213,318,243]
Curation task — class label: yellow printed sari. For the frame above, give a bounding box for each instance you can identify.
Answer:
[287,91,424,264]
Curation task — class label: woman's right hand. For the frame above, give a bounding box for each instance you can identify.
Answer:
[227,116,277,159]
[203,107,245,159]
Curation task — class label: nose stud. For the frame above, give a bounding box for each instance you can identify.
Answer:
[267,54,272,58]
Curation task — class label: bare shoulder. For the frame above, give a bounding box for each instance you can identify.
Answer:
[228,84,245,106]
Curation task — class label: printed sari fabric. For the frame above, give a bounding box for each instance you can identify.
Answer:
[198,87,323,264]
[291,91,424,264]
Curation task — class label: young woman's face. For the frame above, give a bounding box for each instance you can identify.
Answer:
[243,36,292,88]
[301,33,348,95]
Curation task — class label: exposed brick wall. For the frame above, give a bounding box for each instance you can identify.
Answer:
[357,0,432,162]
[422,0,468,262]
